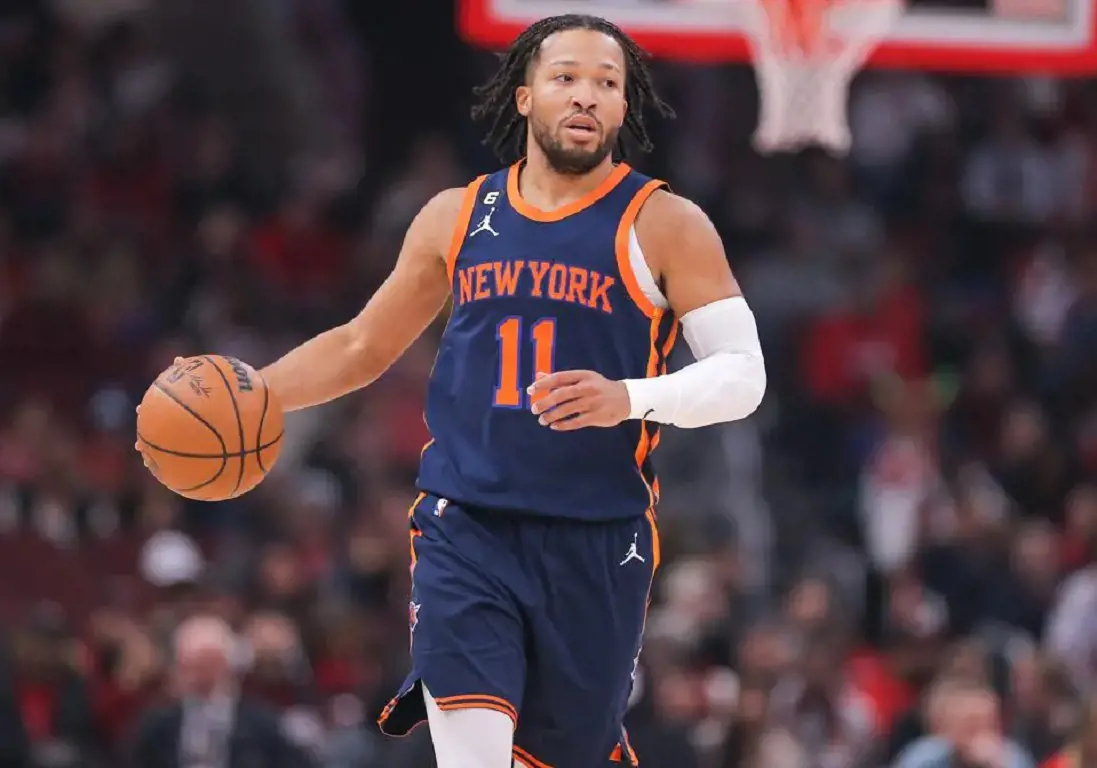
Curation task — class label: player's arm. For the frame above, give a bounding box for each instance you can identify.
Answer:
[530,190,765,430]
[623,190,766,426]
[260,189,462,411]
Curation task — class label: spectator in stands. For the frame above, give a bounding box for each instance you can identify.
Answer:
[11,603,98,768]
[1009,652,1078,765]
[896,678,1035,768]
[130,615,311,768]
[1041,697,1097,768]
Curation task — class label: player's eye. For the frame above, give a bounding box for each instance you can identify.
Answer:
[554,74,574,83]
[603,79,618,89]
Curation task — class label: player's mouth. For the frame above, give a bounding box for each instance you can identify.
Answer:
[562,115,600,140]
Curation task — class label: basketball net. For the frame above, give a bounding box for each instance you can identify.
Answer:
[745,0,903,154]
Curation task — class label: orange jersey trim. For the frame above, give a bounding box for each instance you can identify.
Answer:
[647,315,679,480]
[660,319,679,373]
[646,507,661,571]
[377,698,398,729]
[609,731,639,765]
[377,690,517,735]
[507,161,632,222]
[632,312,662,507]
[432,693,519,727]
[513,744,555,768]
[407,491,426,568]
[614,178,668,319]
[447,175,489,282]
[632,308,678,507]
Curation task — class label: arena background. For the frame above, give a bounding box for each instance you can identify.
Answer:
[2,0,1097,766]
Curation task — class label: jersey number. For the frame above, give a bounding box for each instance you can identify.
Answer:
[494,316,556,408]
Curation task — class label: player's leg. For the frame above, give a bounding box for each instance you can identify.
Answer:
[424,684,516,768]
[378,495,526,766]
[513,511,659,767]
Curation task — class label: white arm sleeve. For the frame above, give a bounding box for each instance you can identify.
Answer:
[622,297,766,428]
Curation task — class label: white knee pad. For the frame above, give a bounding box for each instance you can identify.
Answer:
[424,684,516,768]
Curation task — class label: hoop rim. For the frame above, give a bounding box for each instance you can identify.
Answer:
[752,0,903,57]
[458,0,1097,73]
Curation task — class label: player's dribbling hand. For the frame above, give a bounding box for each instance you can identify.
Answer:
[528,370,631,431]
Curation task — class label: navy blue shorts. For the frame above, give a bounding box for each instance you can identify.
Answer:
[378,493,659,767]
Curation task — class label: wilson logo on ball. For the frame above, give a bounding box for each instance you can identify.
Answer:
[226,357,254,392]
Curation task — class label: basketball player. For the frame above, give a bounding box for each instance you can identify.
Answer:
[263,15,764,767]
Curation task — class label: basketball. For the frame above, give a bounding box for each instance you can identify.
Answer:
[136,356,284,501]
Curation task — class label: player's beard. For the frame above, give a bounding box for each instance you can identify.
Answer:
[528,113,618,176]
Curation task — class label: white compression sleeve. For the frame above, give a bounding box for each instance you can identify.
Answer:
[424,685,515,768]
[623,296,766,428]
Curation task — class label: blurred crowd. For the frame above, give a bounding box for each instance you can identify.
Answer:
[4,0,1097,767]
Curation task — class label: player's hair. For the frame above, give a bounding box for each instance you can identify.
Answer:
[471,14,675,162]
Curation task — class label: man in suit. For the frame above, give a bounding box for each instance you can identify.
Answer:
[895,678,1035,768]
[129,615,312,768]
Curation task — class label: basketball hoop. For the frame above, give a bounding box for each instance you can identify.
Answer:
[745,0,904,154]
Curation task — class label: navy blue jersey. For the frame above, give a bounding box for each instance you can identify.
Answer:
[417,162,678,521]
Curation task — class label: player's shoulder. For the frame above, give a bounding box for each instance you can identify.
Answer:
[409,183,478,252]
[634,187,719,251]
[408,174,504,259]
[636,187,710,226]
[420,186,471,226]
[417,173,498,226]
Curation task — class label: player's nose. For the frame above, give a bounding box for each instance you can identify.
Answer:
[569,84,598,112]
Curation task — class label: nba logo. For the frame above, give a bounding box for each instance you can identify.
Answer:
[434,498,448,516]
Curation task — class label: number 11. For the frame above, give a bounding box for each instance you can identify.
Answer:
[494,316,556,409]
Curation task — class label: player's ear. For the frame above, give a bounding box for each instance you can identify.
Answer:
[516,86,532,117]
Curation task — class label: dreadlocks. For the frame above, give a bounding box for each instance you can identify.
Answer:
[471,14,675,163]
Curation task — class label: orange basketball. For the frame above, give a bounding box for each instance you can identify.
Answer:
[136,356,284,501]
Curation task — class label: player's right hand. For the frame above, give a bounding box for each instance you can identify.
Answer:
[528,370,631,430]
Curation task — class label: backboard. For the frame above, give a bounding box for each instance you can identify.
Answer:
[459,0,1097,73]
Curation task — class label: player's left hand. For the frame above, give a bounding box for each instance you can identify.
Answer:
[527,370,630,431]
